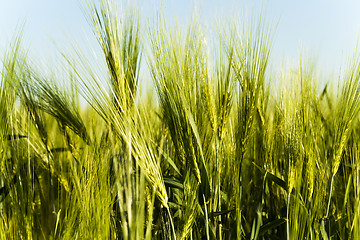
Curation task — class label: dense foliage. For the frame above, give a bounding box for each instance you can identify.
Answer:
[1,1,360,239]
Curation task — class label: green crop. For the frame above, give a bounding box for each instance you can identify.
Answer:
[1,1,360,239]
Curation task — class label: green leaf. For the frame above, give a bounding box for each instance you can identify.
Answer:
[163,177,184,190]
[320,218,329,240]
[253,162,288,191]
[160,149,181,175]
[208,209,235,219]
[258,218,286,236]
[342,173,352,213]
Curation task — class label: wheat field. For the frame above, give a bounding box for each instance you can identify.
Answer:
[1,1,360,239]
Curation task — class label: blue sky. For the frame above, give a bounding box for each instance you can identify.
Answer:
[1,0,360,80]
